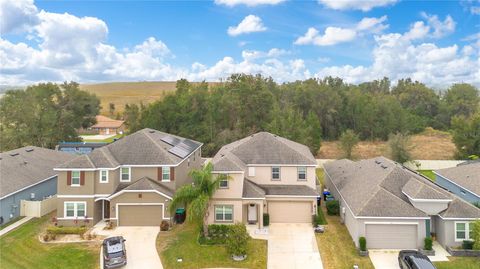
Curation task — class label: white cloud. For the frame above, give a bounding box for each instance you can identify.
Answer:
[0,0,39,33]
[317,0,397,11]
[356,15,389,33]
[215,0,285,7]
[404,21,430,40]
[471,6,480,14]
[228,15,267,36]
[421,12,455,38]
[241,48,289,61]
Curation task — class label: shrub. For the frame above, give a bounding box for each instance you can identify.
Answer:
[326,200,340,216]
[424,237,432,250]
[263,213,269,227]
[359,237,367,251]
[312,206,327,226]
[42,234,50,242]
[463,240,474,250]
[46,226,87,235]
[472,220,480,250]
[199,224,232,245]
[160,220,170,231]
[226,223,250,257]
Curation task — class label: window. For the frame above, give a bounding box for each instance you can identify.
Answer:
[72,171,80,186]
[298,167,307,181]
[248,167,255,177]
[272,167,280,180]
[100,170,108,183]
[215,205,233,222]
[455,222,473,241]
[64,202,86,218]
[219,176,229,189]
[162,167,170,182]
[120,167,130,182]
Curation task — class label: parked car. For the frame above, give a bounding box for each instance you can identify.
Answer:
[398,250,436,269]
[103,236,127,269]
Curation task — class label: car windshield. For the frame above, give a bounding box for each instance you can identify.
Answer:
[105,238,124,256]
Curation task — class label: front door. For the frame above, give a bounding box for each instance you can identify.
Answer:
[248,204,257,224]
[103,200,110,219]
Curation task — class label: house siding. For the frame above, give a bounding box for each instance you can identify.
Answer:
[56,197,96,226]
[434,174,479,203]
[435,218,474,248]
[207,199,243,225]
[213,172,244,199]
[246,166,316,189]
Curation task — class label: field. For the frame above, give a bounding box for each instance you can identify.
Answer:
[318,128,456,160]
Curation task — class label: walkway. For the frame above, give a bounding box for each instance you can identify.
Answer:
[0,217,34,237]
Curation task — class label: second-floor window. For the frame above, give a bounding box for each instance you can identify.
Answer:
[71,171,81,186]
[100,170,108,183]
[219,174,229,188]
[162,167,170,182]
[298,167,307,181]
[272,167,280,180]
[121,167,130,182]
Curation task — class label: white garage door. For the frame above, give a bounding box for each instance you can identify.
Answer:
[365,224,417,249]
[268,201,312,223]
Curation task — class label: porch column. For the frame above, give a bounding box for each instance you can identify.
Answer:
[259,201,264,229]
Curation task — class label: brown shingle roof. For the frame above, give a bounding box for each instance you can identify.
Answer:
[91,115,124,129]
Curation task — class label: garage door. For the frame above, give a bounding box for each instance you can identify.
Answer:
[118,205,163,226]
[268,201,312,223]
[365,224,417,249]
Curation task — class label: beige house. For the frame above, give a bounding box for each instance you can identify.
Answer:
[91,115,125,135]
[54,128,203,226]
[209,132,319,228]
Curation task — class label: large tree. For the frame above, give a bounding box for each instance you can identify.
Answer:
[339,129,359,159]
[451,112,480,159]
[388,132,413,164]
[438,83,480,128]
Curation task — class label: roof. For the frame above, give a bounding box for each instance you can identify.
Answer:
[57,128,202,169]
[241,178,318,199]
[91,115,124,129]
[111,177,174,198]
[212,132,316,172]
[242,179,266,198]
[434,162,480,196]
[0,146,76,198]
[323,157,480,219]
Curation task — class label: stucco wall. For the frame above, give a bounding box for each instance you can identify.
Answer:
[435,218,475,248]
[207,199,243,225]
[213,172,244,199]
[245,166,316,189]
[56,197,95,226]
[434,174,479,203]
[57,171,95,195]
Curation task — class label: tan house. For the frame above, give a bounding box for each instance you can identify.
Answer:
[54,128,203,226]
[209,132,319,228]
[91,115,125,135]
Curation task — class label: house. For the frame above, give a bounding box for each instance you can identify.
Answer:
[53,128,203,227]
[90,115,125,135]
[0,146,75,225]
[209,132,319,228]
[323,157,480,250]
[433,162,480,204]
[57,142,108,155]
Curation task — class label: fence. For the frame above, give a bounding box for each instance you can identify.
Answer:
[20,195,57,218]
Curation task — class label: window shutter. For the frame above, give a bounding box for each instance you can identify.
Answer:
[170,167,175,181]
[67,171,72,185]
[158,167,162,181]
[80,171,85,185]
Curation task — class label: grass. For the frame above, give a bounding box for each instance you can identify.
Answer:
[157,223,267,269]
[419,170,436,181]
[0,213,99,269]
[81,133,124,143]
[0,216,24,230]
[316,168,325,186]
[434,257,480,269]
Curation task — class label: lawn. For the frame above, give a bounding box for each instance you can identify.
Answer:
[157,223,267,269]
[419,170,436,181]
[0,213,99,269]
[81,133,124,143]
[0,216,24,230]
[316,168,325,186]
[434,257,480,269]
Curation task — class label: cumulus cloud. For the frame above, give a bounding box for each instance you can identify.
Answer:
[0,0,39,33]
[421,12,455,38]
[227,15,267,36]
[215,0,285,7]
[317,0,398,11]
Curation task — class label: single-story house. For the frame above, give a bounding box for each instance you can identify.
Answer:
[90,115,125,135]
[0,146,75,225]
[56,142,108,155]
[323,157,480,250]
[434,161,480,204]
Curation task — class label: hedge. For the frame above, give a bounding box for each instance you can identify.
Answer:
[424,237,433,250]
[326,200,340,216]
[46,226,87,235]
[263,213,270,227]
[199,224,233,245]
[359,237,367,251]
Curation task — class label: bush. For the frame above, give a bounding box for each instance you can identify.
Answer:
[160,220,170,231]
[263,213,269,227]
[472,220,480,250]
[326,200,340,216]
[46,226,87,235]
[312,206,327,226]
[359,237,367,251]
[199,224,232,245]
[226,223,250,257]
[424,237,432,250]
[463,240,474,250]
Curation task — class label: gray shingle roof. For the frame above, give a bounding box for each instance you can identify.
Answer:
[112,177,174,198]
[243,179,266,198]
[324,157,480,219]
[259,184,319,196]
[0,146,76,198]
[435,162,480,196]
[212,132,316,172]
[57,128,202,169]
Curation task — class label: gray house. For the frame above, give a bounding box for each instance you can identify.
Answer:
[0,146,75,225]
[434,162,480,204]
[323,157,480,250]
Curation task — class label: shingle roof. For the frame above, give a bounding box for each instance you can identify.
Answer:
[324,157,480,219]
[57,128,202,169]
[259,184,319,196]
[434,162,480,196]
[212,132,316,172]
[112,177,174,198]
[0,146,76,198]
[91,115,124,129]
[242,179,266,198]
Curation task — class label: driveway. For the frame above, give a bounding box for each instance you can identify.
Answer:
[370,243,450,269]
[267,223,323,269]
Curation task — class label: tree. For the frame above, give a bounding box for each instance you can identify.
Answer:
[109,103,115,117]
[472,220,480,250]
[439,83,480,128]
[169,163,229,236]
[451,112,480,159]
[388,132,412,164]
[339,129,359,159]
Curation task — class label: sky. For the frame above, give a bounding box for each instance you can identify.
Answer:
[0,0,479,88]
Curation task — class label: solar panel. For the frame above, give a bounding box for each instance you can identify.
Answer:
[168,146,190,158]
[161,135,182,146]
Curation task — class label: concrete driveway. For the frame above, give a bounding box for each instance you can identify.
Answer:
[369,250,400,269]
[267,223,323,269]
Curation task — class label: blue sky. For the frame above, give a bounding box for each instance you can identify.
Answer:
[1,0,479,87]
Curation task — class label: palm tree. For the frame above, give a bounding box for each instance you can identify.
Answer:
[169,163,229,236]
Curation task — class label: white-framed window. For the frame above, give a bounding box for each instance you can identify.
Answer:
[455,221,473,241]
[248,167,256,177]
[71,171,81,186]
[298,167,307,181]
[272,167,280,180]
[214,205,233,222]
[120,167,131,182]
[219,175,229,189]
[162,167,170,182]
[64,202,86,218]
[100,170,108,183]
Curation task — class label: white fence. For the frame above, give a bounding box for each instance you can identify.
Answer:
[20,195,57,218]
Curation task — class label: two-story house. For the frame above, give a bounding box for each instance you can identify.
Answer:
[209,132,319,228]
[54,128,203,226]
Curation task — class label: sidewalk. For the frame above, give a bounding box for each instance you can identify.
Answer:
[0,216,34,237]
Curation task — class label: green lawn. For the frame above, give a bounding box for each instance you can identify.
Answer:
[434,257,480,269]
[316,168,325,186]
[157,223,267,269]
[0,216,24,230]
[419,170,436,181]
[81,133,124,143]
[0,214,99,269]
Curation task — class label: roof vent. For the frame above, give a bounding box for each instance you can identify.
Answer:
[375,160,381,164]
[149,130,155,133]
[380,164,388,169]
[10,152,19,157]
[23,161,28,165]
[25,148,34,152]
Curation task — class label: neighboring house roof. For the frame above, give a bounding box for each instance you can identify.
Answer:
[241,178,318,199]
[0,146,75,199]
[324,157,480,219]
[57,128,202,169]
[434,162,480,196]
[212,132,317,172]
[91,115,124,129]
[111,177,174,199]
